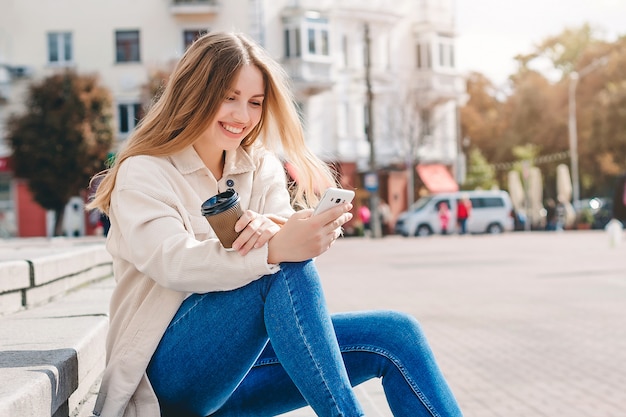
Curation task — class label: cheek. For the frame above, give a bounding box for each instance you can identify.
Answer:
[251,108,263,126]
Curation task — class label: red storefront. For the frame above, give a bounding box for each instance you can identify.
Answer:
[0,156,95,238]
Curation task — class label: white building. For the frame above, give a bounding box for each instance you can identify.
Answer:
[0,0,465,236]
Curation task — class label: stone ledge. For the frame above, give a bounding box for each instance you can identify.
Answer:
[0,277,113,417]
[0,242,112,316]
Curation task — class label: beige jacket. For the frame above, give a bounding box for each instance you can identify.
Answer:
[93,145,294,417]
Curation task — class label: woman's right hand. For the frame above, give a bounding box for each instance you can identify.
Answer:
[267,203,353,264]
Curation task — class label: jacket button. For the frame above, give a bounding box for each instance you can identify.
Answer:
[226,179,235,188]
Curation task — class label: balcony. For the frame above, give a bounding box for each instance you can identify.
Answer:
[169,0,220,17]
[412,71,464,103]
[282,58,334,96]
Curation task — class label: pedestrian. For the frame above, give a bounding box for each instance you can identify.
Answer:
[378,199,392,236]
[438,201,451,235]
[87,32,463,417]
[544,198,557,231]
[456,194,472,234]
[358,204,371,236]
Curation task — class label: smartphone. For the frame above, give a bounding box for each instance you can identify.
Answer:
[313,188,355,215]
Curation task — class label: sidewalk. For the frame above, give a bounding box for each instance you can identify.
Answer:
[2,231,625,417]
[293,230,626,417]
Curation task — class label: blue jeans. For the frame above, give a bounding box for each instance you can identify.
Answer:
[457,219,468,234]
[147,261,463,417]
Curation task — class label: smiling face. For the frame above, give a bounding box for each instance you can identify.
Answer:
[196,64,265,160]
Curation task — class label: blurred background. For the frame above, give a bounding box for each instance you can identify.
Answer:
[0,0,624,238]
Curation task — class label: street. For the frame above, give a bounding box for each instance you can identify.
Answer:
[284,230,626,417]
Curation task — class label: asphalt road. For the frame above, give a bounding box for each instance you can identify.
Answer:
[283,230,626,417]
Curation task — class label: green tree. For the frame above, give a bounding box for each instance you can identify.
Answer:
[463,147,497,191]
[7,70,113,236]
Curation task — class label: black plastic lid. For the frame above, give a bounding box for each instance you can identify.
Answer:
[201,189,239,216]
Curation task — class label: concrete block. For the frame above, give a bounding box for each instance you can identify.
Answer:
[30,246,110,287]
[24,264,112,309]
[0,291,24,317]
[0,260,30,292]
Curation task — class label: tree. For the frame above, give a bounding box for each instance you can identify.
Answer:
[459,72,507,163]
[461,24,626,199]
[463,147,497,191]
[7,70,113,236]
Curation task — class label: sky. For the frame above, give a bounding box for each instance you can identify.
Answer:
[454,0,626,86]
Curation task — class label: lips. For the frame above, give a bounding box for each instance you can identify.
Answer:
[220,122,244,134]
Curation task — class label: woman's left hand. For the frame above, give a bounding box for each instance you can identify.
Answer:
[231,210,281,256]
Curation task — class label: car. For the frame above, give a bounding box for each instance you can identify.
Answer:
[394,190,515,237]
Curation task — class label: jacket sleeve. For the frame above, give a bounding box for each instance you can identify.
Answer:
[108,158,281,294]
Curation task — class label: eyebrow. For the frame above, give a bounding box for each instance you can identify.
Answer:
[232,89,265,98]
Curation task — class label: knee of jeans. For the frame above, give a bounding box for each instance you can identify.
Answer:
[371,310,428,351]
[275,259,316,282]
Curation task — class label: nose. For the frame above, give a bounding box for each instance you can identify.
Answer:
[232,102,249,123]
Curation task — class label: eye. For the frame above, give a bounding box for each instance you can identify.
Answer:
[250,100,262,107]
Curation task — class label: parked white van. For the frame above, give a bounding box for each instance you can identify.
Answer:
[394,190,515,236]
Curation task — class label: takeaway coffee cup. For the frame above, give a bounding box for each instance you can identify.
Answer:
[201,189,243,250]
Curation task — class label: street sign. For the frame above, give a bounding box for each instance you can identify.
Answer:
[364,172,378,192]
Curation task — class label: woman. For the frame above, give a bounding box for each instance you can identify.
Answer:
[438,201,451,235]
[88,32,463,417]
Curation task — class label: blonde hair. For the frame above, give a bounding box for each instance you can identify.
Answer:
[88,31,335,214]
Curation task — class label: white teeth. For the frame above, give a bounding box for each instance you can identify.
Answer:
[222,123,243,134]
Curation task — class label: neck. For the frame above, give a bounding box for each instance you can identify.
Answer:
[193,144,224,180]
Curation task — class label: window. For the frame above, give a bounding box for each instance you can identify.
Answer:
[284,27,301,58]
[118,103,143,135]
[341,34,348,67]
[184,30,206,50]
[48,32,72,64]
[437,34,455,68]
[304,16,329,56]
[416,43,431,69]
[115,30,140,63]
[308,28,316,54]
[471,197,505,208]
[449,44,455,67]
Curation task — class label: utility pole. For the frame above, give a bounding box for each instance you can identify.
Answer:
[567,56,609,206]
[364,23,382,238]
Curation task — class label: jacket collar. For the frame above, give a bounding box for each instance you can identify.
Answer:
[168,145,257,176]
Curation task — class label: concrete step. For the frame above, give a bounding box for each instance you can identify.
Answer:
[0,277,114,417]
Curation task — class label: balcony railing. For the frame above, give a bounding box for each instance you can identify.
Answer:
[413,71,464,101]
[170,0,220,17]
[282,58,334,95]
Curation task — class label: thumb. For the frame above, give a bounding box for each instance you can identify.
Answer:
[290,208,314,220]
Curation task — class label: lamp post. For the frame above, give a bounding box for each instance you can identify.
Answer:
[567,72,581,206]
[364,23,382,238]
[567,56,608,205]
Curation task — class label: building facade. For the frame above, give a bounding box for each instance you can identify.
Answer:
[0,0,465,237]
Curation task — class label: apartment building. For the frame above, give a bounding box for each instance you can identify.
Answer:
[0,0,464,237]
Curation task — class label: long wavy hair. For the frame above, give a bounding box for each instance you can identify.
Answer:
[88,31,335,214]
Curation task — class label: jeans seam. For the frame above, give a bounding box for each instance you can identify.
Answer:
[166,294,208,331]
[340,345,440,417]
[282,266,344,417]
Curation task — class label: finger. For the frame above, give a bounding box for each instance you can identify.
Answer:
[237,228,264,255]
[235,210,256,233]
[291,208,314,220]
[233,217,262,249]
[314,203,352,225]
[324,212,353,233]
